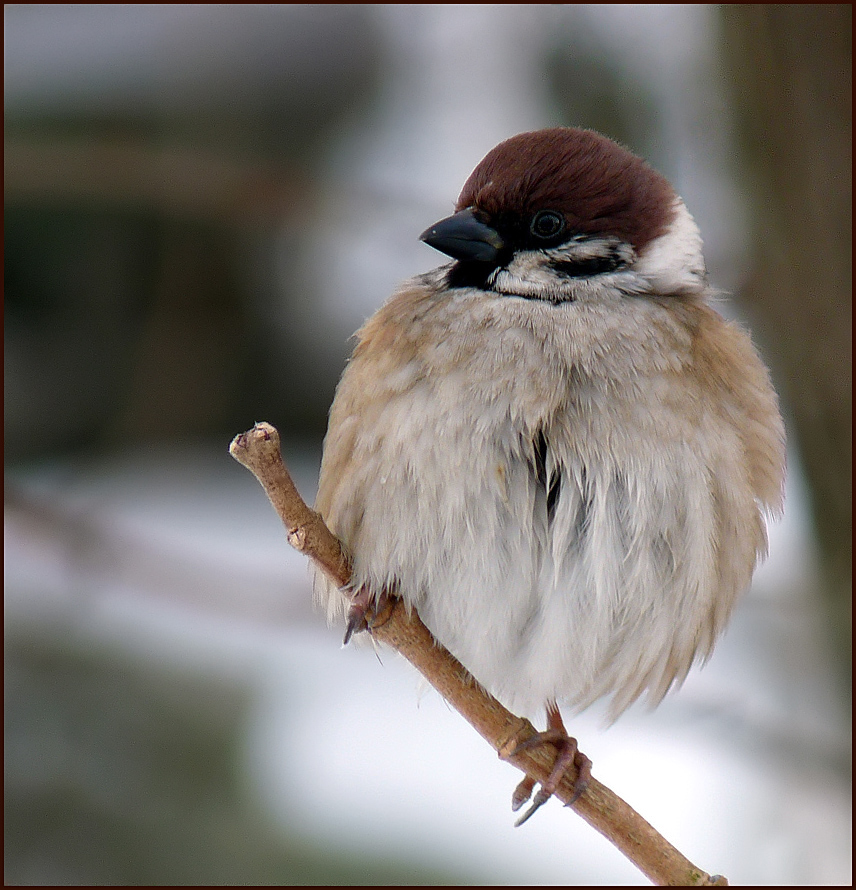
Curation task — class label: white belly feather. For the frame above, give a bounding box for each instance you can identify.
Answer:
[315,275,780,720]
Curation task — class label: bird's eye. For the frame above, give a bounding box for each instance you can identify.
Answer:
[530,210,565,240]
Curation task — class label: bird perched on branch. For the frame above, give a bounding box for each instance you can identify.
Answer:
[314,127,786,825]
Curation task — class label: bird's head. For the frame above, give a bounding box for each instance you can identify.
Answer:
[420,127,706,303]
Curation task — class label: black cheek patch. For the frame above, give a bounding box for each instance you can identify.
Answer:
[550,253,625,278]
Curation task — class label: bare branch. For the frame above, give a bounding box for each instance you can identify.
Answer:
[230,422,728,887]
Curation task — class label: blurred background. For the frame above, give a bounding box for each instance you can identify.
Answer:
[4,4,851,885]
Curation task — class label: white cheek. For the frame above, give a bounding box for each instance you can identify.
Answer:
[490,253,565,298]
[490,244,634,302]
[634,198,707,294]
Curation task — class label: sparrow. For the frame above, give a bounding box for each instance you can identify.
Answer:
[313,127,786,825]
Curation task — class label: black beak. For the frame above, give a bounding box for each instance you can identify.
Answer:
[419,208,505,264]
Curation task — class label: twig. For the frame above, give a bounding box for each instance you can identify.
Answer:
[230,422,728,887]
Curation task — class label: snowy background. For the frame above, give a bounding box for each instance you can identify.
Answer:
[5,5,851,885]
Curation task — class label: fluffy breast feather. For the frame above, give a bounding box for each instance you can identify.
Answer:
[314,271,785,719]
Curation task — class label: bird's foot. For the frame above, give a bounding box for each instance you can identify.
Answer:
[342,585,393,645]
[509,706,591,827]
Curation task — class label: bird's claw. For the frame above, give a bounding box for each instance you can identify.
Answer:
[514,786,554,827]
[511,774,536,812]
[341,585,393,645]
[343,605,369,645]
[507,712,591,826]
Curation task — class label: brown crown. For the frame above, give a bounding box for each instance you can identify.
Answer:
[455,128,677,252]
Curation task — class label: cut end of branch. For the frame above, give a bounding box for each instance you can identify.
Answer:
[229,421,281,471]
[230,422,352,588]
